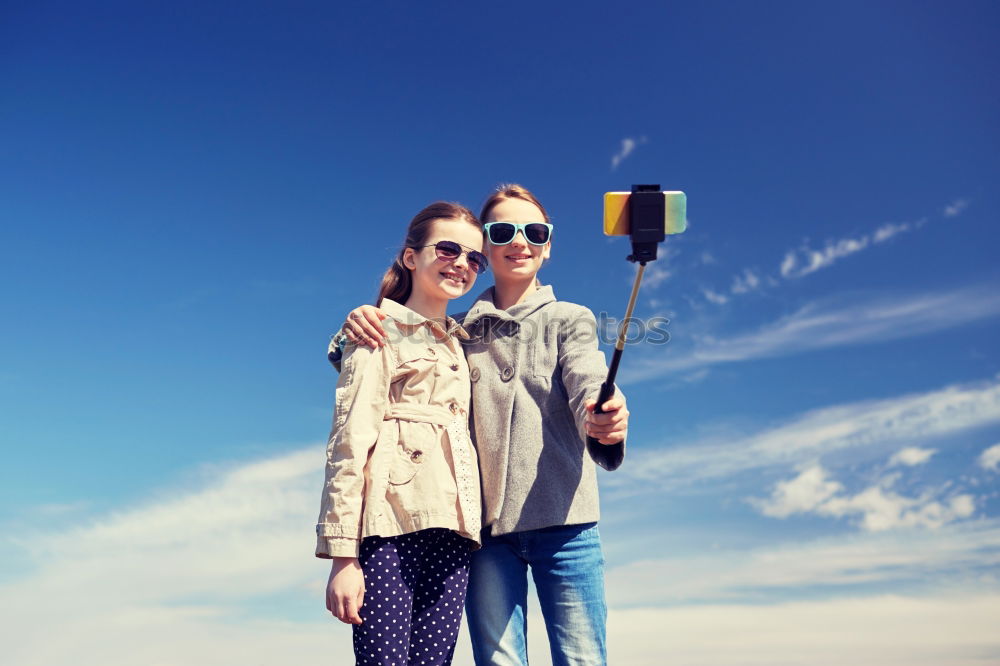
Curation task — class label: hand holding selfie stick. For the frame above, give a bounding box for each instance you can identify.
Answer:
[587,184,687,452]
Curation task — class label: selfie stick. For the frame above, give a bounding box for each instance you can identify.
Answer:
[586,184,685,451]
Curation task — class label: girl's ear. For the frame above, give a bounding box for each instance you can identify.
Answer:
[402,247,417,270]
[541,241,551,261]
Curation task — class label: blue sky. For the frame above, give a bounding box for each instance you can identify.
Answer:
[2,2,999,664]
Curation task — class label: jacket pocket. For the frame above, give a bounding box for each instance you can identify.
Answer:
[528,336,558,379]
[387,421,431,485]
[395,340,442,366]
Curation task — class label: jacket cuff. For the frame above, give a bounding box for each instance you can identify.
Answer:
[587,439,625,471]
[316,536,360,559]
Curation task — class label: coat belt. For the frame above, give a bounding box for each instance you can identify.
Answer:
[384,404,455,426]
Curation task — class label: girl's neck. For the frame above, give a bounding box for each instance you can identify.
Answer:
[403,291,448,322]
[493,277,539,311]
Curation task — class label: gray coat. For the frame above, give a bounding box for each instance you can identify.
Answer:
[459,285,625,536]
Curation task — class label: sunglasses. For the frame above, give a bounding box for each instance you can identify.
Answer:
[484,222,553,246]
[416,240,489,274]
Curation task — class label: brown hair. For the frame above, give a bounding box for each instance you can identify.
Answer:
[376,202,481,307]
[478,183,551,224]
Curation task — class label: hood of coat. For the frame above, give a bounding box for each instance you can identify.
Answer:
[462,284,556,328]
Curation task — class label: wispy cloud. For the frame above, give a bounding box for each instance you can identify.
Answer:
[0,446,349,665]
[623,283,1000,380]
[730,268,761,294]
[608,376,1000,492]
[610,135,648,170]
[606,521,1000,605]
[750,461,974,531]
[1,428,996,665]
[780,214,932,280]
[702,200,963,306]
[701,287,728,305]
[944,198,970,218]
[780,235,871,279]
[604,593,1000,665]
[644,263,671,288]
[603,528,1000,661]
[873,221,913,243]
[631,252,673,288]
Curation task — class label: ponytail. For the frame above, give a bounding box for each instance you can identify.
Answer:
[376,259,412,307]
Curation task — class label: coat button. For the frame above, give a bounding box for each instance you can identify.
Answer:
[501,366,514,381]
[470,367,481,382]
[450,363,459,371]
[410,450,423,462]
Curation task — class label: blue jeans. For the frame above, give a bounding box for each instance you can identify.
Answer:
[465,522,607,666]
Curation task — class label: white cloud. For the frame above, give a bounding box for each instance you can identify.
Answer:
[610,135,647,170]
[701,287,728,305]
[751,464,975,532]
[622,283,1000,380]
[889,446,936,467]
[944,198,970,217]
[0,435,996,665]
[681,368,710,384]
[604,521,1000,661]
[607,376,1000,492]
[779,212,933,281]
[637,262,672,288]
[0,448,995,666]
[730,268,761,294]
[752,464,843,518]
[4,448,323,610]
[824,488,975,531]
[0,446,343,666]
[779,251,797,277]
[605,521,1000,605]
[745,202,950,288]
[604,594,1000,666]
[781,235,870,278]
[873,221,912,243]
[700,251,716,265]
[980,443,1000,471]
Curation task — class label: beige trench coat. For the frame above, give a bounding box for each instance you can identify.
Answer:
[315,299,481,558]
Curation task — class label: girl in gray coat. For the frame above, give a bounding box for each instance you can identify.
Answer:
[337,184,629,666]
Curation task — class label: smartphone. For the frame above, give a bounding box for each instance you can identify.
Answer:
[604,191,687,236]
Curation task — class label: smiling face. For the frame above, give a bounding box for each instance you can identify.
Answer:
[483,196,551,284]
[402,218,484,302]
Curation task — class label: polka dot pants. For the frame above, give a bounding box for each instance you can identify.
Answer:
[353,528,471,666]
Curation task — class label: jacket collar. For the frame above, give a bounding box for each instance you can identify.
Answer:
[380,298,470,340]
[463,284,556,327]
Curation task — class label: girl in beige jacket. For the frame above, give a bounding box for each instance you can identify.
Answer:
[316,201,488,665]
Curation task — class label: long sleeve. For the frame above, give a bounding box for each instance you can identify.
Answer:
[557,306,626,471]
[316,341,394,558]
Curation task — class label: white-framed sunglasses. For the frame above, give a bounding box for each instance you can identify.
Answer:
[483,222,553,246]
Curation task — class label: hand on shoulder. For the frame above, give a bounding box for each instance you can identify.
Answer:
[343,305,389,348]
